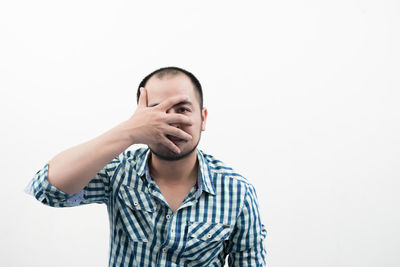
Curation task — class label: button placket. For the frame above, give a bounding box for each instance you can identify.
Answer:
[167,214,174,236]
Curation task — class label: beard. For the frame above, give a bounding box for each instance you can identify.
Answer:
[149,132,201,161]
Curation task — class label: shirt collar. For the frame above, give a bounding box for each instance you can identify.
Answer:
[136,147,216,198]
[196,148,216,196]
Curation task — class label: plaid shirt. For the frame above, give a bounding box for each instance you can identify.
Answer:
[25,147,267,266]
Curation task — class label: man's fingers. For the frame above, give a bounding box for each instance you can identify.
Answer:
[164,126,192,141]
[157,95,189,111]
[160,135,181,154]
[138,87,148,108]
[165,114,193,125]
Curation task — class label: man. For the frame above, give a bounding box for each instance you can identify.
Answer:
[25,66,267,266]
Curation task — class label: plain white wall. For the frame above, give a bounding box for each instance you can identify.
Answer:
[1,0,399,266]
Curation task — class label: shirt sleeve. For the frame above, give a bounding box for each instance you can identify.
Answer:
[227,183,267,266]
[24,156,121,208]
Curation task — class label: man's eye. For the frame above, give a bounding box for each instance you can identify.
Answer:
[178,107,189,113]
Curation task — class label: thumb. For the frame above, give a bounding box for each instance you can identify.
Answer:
[138,87,148,108]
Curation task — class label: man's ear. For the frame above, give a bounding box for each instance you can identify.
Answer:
[201,107,208,131]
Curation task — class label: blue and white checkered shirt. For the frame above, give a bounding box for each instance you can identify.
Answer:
[25,147,267,266]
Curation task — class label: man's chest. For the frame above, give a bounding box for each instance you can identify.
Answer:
[113,186,236,265]
[156,182,196,212]
[108,168,247,265]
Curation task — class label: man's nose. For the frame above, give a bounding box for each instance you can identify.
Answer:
[166,108,181,128]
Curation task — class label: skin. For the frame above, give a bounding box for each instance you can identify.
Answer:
[135,73,208,211]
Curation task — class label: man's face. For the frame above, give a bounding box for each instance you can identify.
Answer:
[145,74,207,161]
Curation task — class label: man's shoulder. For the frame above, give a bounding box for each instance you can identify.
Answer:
[200,149,254,188]
[115,146,149,163]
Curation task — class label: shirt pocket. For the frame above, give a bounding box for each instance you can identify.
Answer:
[182,221,233,261]
[116,184,156,242]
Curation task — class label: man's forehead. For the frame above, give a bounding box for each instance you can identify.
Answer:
[146,74,192,89]
[146,74,197,100]
[148,100,193,108]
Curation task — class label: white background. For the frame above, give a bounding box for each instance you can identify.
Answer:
[1,0,399,266]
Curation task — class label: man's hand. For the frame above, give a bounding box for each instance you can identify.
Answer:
[123,87,193,154]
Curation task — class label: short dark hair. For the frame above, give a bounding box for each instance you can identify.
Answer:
[137,66,203,108]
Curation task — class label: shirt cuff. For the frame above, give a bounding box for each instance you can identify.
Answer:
[25,163,85,207]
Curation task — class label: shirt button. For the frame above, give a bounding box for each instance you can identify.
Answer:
[133,201,138,206]
[166,214,171,219]
[162,248,167,253]
[207,233,212,238]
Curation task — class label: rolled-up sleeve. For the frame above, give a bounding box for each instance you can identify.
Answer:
[25,156,119,208]
[227,183,267,266]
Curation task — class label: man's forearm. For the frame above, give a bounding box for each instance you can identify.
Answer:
[45,90,193,195]
[47,121,134,195]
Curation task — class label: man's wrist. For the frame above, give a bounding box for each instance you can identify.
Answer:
[112,120,138,146]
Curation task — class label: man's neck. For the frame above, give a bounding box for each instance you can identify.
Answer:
[149,150,199,186]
